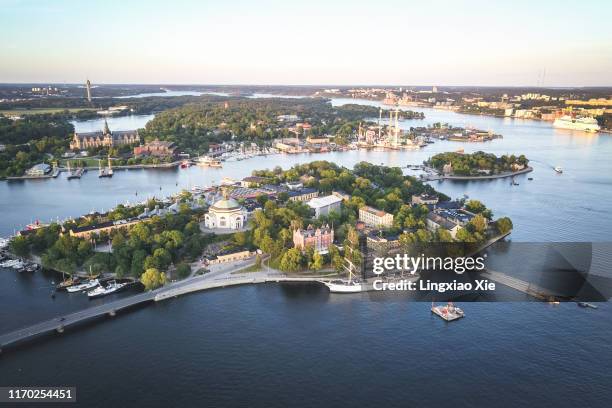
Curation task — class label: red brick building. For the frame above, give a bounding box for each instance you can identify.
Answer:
[133,140,177,157]
[293,224,334,253]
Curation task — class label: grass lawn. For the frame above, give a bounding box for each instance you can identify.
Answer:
[59,157,102,167]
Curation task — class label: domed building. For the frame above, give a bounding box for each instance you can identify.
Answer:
[204,193,248,230]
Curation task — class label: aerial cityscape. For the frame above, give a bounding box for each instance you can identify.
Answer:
[0,1,611,407]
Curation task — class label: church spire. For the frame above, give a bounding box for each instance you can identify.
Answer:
[103,119,110,134]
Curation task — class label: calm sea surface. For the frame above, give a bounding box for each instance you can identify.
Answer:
[1,97,611,407]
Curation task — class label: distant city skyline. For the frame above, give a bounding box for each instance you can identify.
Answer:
[1,0,611,86]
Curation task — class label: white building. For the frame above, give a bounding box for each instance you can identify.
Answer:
[204,196,248,230]
[307,195,343,218]
[359,206,394,228]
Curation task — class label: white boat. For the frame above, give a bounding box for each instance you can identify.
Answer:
[324,279,363,293]
[553,115,600,132]
[325,245,364,293]
[0,237,10,249]
[11,260,25,269]
[431,301,465,321]
[67,279,99,293]
[554,166,563,173]
[1,259,19,268]
[87,280,127,299]
[196,156,222,168]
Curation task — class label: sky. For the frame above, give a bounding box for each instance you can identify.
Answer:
[1,0,611,86]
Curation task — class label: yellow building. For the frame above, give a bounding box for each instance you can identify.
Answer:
[359,206,394,228]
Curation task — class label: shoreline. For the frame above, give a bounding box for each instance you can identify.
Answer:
[422,166,533,181]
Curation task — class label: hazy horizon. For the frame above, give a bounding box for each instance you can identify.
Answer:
[2,0,611,86]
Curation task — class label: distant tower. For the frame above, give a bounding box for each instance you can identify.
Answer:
[432,85,438,93]
[103,119,110,134]
[86,79,92,102]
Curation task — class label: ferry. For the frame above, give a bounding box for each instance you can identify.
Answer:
[196,156,222,168]
[87,280,128,299]
[67,279,99,293]
[553,115,600,132]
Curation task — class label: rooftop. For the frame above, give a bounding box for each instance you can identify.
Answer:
[307,194,343,209]
[360,205,389,217]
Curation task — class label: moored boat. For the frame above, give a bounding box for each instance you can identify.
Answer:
[87,280,128,299]
[67,279,100,293]
[324,279,363,293]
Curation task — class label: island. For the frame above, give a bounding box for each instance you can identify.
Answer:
[7,160,513,291]
[425,151,532,180]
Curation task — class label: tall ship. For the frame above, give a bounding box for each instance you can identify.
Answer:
[324,229,364,293]
[553,115,600,132]
[98,156,114,178]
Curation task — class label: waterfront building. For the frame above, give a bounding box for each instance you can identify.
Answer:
[25,163,51,176]
[288,187,319,202]
[359,206,393,228]
[204,194,248,230]
[293,224,334,253]
[70,120,139,150]
[411,193,439,206]
[67,218,146,239]
[425,212,461,238]
[307,194,343,218]
[133,140,177,157]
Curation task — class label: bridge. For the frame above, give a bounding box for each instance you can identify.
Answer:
[1,256,557,353]
[0,266,330,353]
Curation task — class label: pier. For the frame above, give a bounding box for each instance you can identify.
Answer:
[480,269,561,300]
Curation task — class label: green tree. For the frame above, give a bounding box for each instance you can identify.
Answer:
[140,267,167,290]
[496,217,513,235]
[310,251,323,271]
[279,248,302,272]
[176,263,191,279]
[9,236,30,258]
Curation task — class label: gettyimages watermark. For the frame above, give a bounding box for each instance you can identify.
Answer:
[360,242,612,302]
[371,254,496,293]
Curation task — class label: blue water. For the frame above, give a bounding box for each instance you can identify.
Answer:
[115,90,204,99]
[1,96,611,407]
